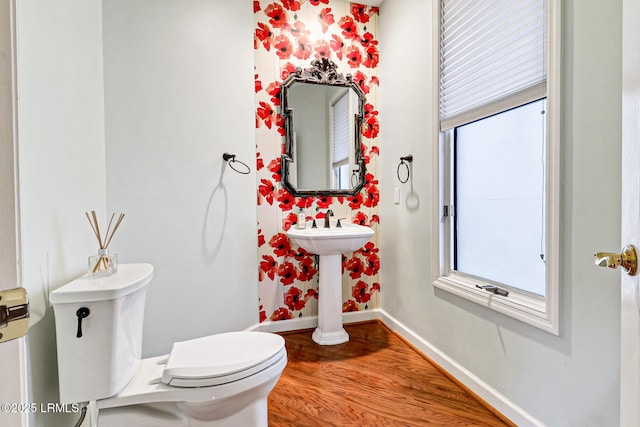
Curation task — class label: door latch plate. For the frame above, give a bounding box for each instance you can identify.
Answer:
[0,288,29,343]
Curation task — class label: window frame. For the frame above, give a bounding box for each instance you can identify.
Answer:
[431,0,561,335]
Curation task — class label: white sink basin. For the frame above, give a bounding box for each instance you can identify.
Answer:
[287,220,375,346]
[286,221,375,255]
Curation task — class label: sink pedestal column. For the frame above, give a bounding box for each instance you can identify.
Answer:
[313,254,349,345]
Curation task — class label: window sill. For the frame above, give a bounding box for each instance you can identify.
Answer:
[433,274,559,335]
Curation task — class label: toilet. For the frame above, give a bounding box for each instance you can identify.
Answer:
[49,263,287,427]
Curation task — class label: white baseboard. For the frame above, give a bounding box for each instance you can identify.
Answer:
[247,308,543,427]
[246,308,382,333]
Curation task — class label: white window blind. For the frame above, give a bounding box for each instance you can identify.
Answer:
[440,0,548,130]
[332,91,349,166]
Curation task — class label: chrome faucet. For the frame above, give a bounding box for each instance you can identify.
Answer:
[323,209,334,228]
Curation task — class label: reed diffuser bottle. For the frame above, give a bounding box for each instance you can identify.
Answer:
[86,211,124,278]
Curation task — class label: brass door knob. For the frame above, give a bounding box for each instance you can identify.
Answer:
[594,245,638,276]
[0,288,29,343]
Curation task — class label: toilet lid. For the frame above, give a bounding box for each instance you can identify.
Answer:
[161,331,285,388]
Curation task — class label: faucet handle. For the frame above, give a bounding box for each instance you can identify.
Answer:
[336,218,346,228]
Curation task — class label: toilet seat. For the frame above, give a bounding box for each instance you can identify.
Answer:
[97,331,287,410]
[162,331,286,387]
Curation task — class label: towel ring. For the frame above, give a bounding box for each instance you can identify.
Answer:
[223,153,251,175]
[397,155,413,183]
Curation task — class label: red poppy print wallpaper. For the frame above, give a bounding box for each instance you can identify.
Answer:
[254,0,380,323]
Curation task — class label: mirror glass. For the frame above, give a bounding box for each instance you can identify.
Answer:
[280,59,366,197]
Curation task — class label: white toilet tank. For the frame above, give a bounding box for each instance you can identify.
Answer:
[50,263,153,404]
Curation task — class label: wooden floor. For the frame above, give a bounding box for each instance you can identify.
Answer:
[268,322,511,427]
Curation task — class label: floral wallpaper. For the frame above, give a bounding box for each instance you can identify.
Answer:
[253,0,380,323]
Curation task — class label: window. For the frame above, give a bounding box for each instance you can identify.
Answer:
[454,99,546,296]
[433,0,560,333]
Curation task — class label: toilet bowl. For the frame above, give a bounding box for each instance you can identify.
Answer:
[50,264,286,427]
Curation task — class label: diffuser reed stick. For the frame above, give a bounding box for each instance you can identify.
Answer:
[86,211,124,275]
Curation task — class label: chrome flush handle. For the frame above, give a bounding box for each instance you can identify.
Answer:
[594,245,638,276]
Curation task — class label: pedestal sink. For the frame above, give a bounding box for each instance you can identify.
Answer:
[287,220,375,345]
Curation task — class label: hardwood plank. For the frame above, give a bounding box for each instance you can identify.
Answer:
[268,322,511,427]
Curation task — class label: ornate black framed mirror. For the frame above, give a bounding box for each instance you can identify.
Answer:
[280,58,366,197]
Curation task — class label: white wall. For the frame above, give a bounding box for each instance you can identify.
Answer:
[102,0,258,357]
[379,1,622,426]
[13,1,258,425]
[15,1,107,425]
